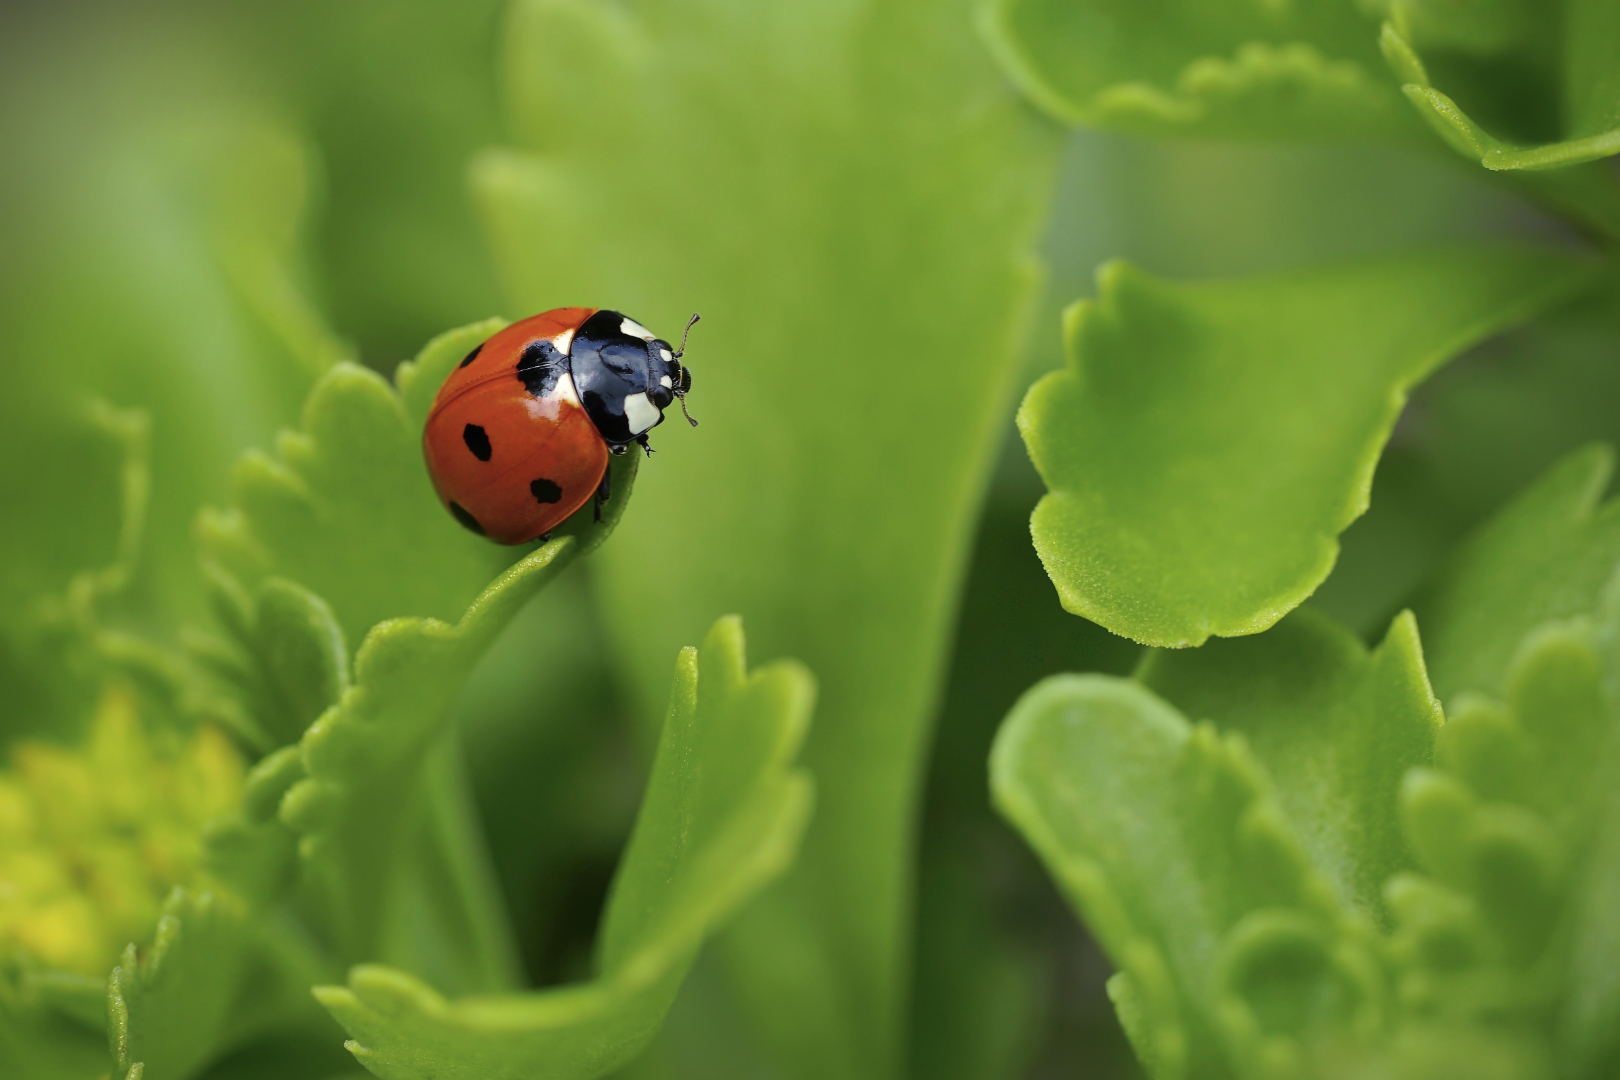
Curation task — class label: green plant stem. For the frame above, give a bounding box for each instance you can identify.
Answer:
[377,730,525,996]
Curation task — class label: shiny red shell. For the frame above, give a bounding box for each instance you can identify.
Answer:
[422,308,608,545]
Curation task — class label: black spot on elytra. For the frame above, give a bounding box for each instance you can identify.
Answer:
[448,501,485,536]
[463,423,492,461]
[530,478,563,504]
[459,343,483,368]
[516,340,568,398]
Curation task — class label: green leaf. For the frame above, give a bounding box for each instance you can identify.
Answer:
[990,675,1371,1080]
[1381,7,1620,171]
[981,0,1414,139]
[201,316,641,996]
[189,575,350,753]
[1020,249,1595,647]
[1138,607,1442,923]
[198,322,514,648]
[475,1,1059,1074]
[108,889,338,1080]
[313,616,815,1080]
[272,466,636,987]
[1417,445,1620,704]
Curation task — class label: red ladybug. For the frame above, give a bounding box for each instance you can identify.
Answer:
[423,307,697,544]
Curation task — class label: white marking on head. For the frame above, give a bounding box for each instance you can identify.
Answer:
[620,318,655,341]
[660,375,673,388]
[552,328,576,354]
[659,347,673,362]
[623,391,661,434]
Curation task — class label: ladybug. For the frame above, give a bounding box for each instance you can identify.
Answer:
[423,307,698,544]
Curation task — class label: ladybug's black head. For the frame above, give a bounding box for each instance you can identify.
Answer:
[569,309,699,449]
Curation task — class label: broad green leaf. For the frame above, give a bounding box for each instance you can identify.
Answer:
[991,675,1373,1080]
[981,0,1413,139]
[1138,608,1441,922]
[1417,445,1620,704]
[1381,7,1620,171]
[313,617,815,1080]
[1020,249,1595,647]
[108,889,338,1080]
[476,1,1058,1074]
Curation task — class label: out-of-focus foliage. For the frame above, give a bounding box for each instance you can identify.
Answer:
[2,0,1620,1079]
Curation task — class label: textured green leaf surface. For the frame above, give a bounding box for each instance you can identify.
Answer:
[1417,445,1620,704]
[981,0,1413,138]
[475,2,1058,1075]
[314,617,814,1080]
[109,889,336,1080]
[1020,249,1594,647]
[1382,8,1620,171]
[1138,608,1441,922]
[990,674,1375,1080]
[197,318,513,649]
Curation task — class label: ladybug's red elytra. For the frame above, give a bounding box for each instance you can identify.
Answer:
[422,307,698,544]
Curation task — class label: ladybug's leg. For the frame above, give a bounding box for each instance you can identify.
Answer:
[593,467,612,522]
[636,434,655,456]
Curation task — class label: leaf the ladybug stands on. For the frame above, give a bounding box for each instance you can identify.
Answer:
[115,320,657,1078]
[197,320,516,649]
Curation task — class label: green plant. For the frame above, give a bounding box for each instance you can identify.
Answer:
[1,1,1618,1079]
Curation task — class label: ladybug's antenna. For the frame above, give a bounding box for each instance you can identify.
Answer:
[673,312,700,359]
[672,311,700,427]
[675,387,698,427]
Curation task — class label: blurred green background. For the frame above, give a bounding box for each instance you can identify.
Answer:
[4,2,1618,1078]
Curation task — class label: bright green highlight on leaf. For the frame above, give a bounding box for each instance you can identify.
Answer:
[980,0,1411,138]
[1380,9,1620,171]
[314,616,815,1080]
[1019,249,1595,648]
